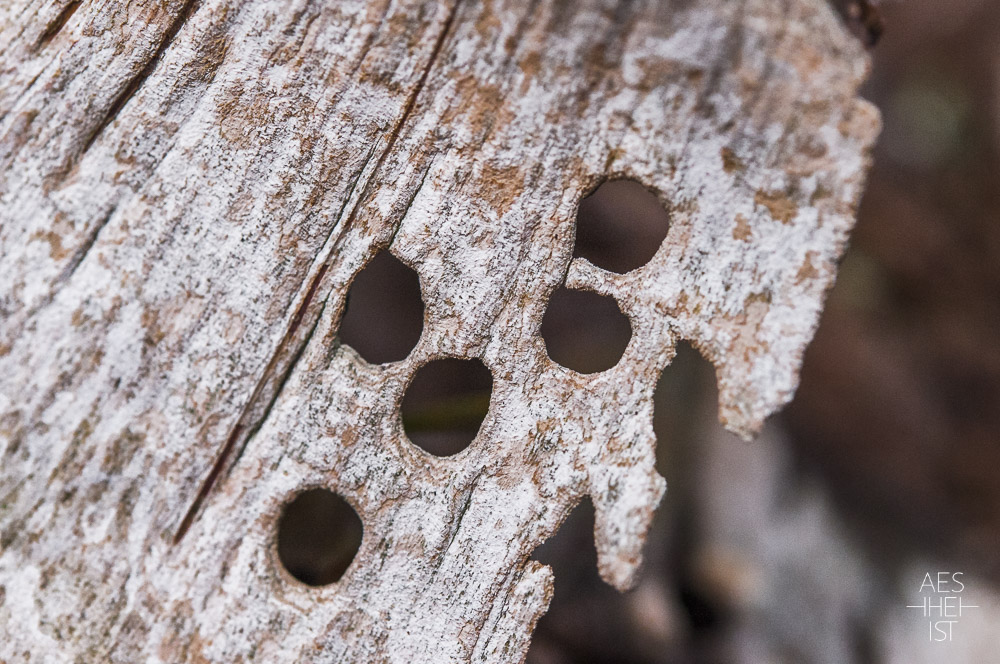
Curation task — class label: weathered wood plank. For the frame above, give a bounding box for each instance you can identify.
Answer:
[0,0,878,661]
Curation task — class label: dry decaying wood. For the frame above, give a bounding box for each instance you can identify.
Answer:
[0,0,878,661]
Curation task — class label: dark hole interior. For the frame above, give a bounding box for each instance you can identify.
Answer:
[541,288,631,374]
[276,488,363,587]
[400,357,493,457]
[573,179,671,274]
[339,249,424,364]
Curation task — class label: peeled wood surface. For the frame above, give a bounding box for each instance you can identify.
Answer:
[0,0,878,662]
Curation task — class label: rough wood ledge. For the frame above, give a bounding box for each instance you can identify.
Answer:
[0,0,879,661]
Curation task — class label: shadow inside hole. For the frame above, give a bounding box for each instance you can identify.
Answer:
[541,288,631,374]
[339,249,424,364]
[573,179,671,274]
[401,358,493,457]
[276,488,363,587]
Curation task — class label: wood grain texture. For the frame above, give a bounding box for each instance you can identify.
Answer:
[0,0,878,661]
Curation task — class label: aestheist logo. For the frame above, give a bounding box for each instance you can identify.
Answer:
[907,572,978,641]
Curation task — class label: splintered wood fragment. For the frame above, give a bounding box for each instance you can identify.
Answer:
[0,0,878,661]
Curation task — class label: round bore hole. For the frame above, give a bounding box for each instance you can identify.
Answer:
[401,358,493,457]
[541,287,631,374]
[339,249,424,364]
[276,488,363,586]
[573,179,670,274]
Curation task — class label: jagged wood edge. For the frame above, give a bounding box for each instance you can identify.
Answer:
[0,0,878,661]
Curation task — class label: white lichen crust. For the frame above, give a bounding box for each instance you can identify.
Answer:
[0,0,878,661]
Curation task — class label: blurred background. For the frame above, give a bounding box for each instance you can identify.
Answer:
[526,1,1000,662]
[278,1,1000,661]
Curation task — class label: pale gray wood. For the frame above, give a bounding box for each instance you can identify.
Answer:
[0,0,878,661]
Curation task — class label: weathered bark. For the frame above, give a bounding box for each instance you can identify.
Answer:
[0,0,878,661]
